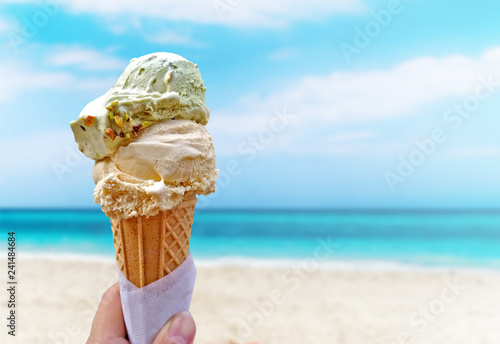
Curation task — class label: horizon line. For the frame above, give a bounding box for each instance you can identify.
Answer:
[1,207,500,213]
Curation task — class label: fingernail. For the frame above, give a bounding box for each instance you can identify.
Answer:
[168,312,196,344]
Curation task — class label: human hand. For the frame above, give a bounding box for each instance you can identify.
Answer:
[87,283,196,344]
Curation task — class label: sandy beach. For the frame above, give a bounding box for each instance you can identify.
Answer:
[3,256,500,344]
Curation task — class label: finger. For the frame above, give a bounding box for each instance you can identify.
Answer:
[87,283,129,344]
[153,311,196,344]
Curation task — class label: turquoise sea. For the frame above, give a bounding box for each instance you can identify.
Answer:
[2,209,500,268]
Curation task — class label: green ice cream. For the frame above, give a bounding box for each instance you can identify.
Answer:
[70,52,210,160]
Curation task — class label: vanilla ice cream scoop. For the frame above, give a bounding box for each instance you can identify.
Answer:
[70,52,210,160]
[92,119,217,219]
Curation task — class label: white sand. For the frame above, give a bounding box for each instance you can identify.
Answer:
[2,256,500,344]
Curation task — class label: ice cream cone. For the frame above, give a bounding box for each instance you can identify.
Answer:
[110,193,197,288]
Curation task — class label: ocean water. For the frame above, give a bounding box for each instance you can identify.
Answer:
[1,209,500,268]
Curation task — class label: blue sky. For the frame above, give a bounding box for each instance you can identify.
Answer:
[1,0,500,209]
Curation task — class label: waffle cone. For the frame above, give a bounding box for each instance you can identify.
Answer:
[110,193,197,288]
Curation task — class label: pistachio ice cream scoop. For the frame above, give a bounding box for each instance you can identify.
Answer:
[70,52,210,160]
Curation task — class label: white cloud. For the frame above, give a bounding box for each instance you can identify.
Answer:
[210,111,382,157]
[327,130,378,143]
[0,45,125,101]
[46,46,126,71]
[144,31,202,46]
[0,62,69,101]
[0,60,116,101]
[211,47,500,156]
[242,47,500,125]
[107,17,143,34]
[2,0,365,27]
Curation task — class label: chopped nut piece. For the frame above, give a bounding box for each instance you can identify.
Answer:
[114,115,124,127]
[119,132,125,138]
[142,121,150,127]
[125,132,131,139]
[84,115,96,127]
[108,112,114,121]
[133,124,142,133]
[105,101,118,112]
[104,128,116,140]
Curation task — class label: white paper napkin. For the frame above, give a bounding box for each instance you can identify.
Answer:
[118,254,197,344]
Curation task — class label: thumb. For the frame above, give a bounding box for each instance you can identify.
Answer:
[153,311,196,344]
